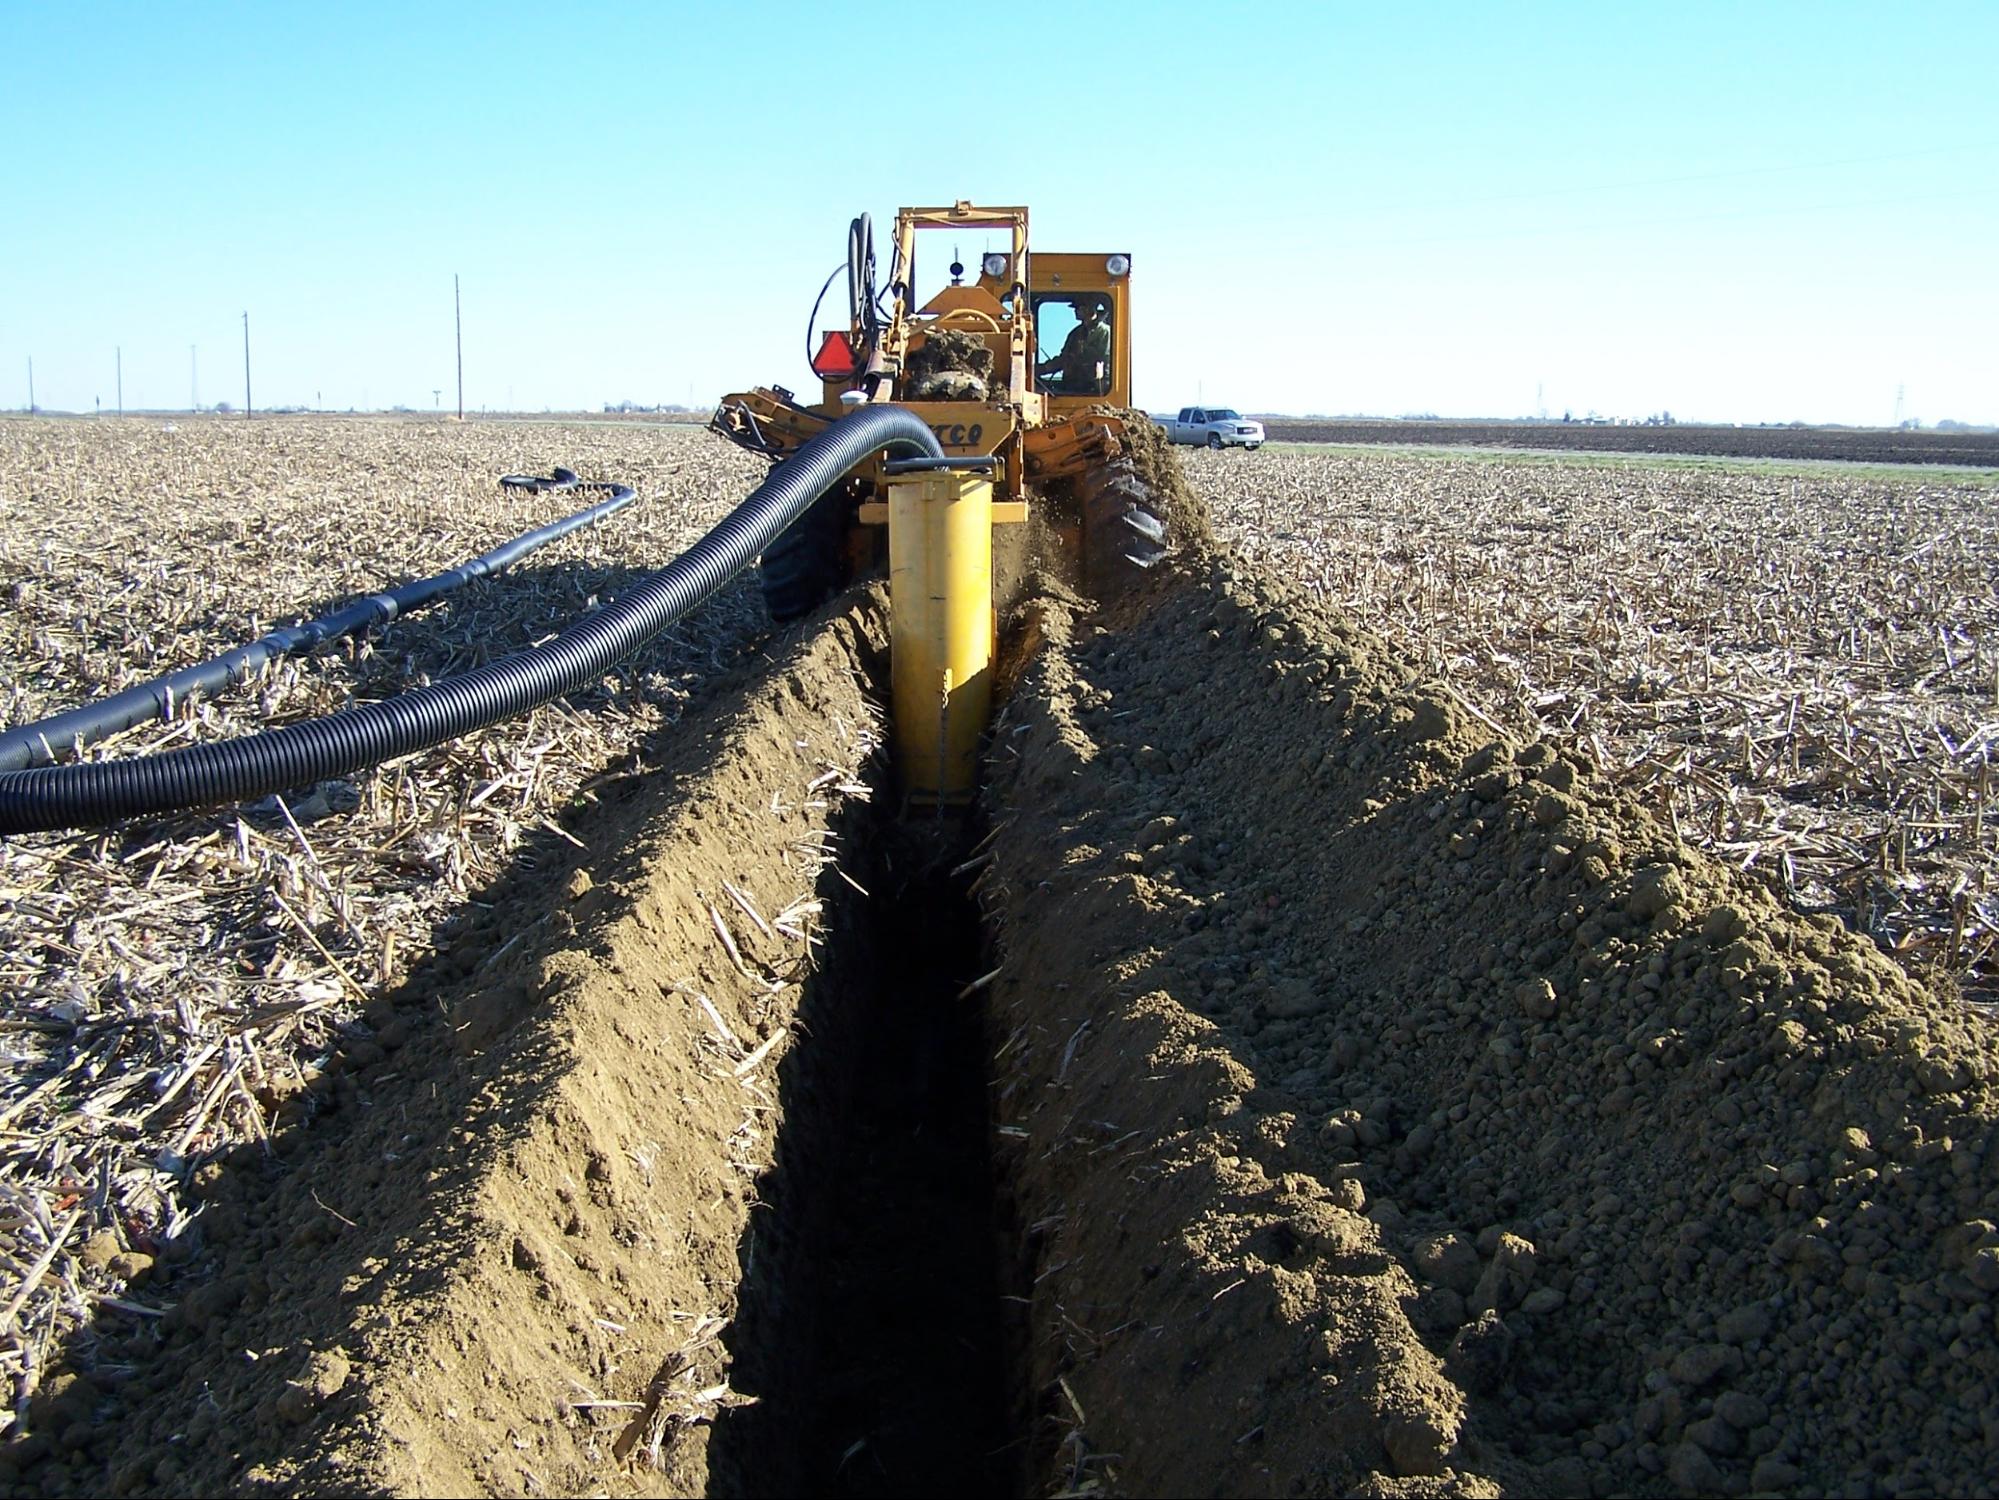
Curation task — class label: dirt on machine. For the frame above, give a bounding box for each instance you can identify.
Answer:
[712,203,1189,811]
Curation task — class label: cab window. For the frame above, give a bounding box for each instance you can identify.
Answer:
[1032,294,1114,397]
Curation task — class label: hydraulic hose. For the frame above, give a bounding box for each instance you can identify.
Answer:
[0,405,943,835]
[0,476,637,773]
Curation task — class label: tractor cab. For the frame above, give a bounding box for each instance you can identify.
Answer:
[877,205,1132,420]
[709,202,1165,808]
[1019,255,1132,412]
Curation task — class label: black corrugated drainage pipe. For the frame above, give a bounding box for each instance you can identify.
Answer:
[0,405,942,834]
[0,475,635,774]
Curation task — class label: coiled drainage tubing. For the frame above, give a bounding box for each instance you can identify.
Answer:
[0,404,943,834]
[0,474,636,774]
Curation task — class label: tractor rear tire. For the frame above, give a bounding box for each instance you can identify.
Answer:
[1080,456,1168,590]
[758,487,848,623]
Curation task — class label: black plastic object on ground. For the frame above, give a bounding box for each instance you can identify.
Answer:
[0,474,636,774]
[0,406,942,834]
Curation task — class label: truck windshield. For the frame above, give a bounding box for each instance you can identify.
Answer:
[1210,409,1241,421]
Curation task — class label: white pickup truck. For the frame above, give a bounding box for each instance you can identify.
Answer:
[1161,407,1265,450]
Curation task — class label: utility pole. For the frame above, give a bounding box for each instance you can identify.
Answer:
[432,389,442,410]
[242,312,253,418]
[454,273,464,421]
[191,345,199,411]
[116,347,123,415]
[25,356,32,415]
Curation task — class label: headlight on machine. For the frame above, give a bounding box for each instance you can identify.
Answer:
[1106,254,1131,277]
[983,253,1010,278]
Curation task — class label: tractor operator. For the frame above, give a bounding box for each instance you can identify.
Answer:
[1037,297,1112,395]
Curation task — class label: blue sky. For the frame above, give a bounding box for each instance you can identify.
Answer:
[5,2,1993,424]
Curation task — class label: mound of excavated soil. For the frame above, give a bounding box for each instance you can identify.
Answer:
[979,557,1999,1497]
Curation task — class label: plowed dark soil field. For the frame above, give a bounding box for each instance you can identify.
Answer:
[2,416,1997,1498]
[1263,420,1999,468]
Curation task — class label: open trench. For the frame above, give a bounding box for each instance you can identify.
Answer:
[5,590,1037,1500]
[15,553,1999,1499]
[706,816,1021,1498]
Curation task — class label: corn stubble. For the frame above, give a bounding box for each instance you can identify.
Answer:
[0,414,761,1408]
[1190,445,1999,1001]
[0,415,1993,1459]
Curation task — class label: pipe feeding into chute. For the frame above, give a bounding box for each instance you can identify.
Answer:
[0,405,944,835]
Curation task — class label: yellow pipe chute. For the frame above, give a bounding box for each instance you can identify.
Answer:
[886,466,995,806]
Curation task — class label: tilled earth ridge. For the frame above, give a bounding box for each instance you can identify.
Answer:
[979,558,1999,1497]
[0,597,893,1497]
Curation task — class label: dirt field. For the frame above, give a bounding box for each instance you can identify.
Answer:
[2,416,1997,1497]
[982,563,1999,1496]
[1260,420,1999,469]
[1184,446,1999,1005]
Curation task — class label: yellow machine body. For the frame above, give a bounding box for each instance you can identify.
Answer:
[879,470,1017,804]
[713,202,1156,810]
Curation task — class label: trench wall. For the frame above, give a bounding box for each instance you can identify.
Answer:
[978,561,1999,1498]
[37,598,892,1499]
